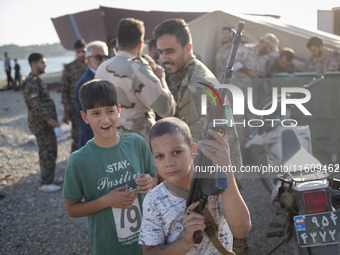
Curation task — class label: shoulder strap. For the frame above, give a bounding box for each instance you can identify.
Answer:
[202,208,236,255]
[163,180,188,200]
[163,181,235,255]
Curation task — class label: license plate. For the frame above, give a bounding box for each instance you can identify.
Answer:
[294,211,340,247]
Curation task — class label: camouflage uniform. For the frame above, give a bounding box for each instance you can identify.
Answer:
[306,48,340,72]
[215,45,231,82]
[232,44,271,102]
[22,73,58,185]
[95,51,176,141]
[169,56,248,255]
[265,55,295,77]
[61,59,87,152]
[231,44,272,144]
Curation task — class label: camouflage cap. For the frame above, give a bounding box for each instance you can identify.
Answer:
[261,33,279,52]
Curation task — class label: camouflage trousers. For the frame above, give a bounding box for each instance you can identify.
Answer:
[68,103,79,152]
[233,237,249,255]
[31,124,58,185]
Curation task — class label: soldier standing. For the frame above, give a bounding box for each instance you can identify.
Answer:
[61,39,87,152]
[14,58,22,90]
[22,53,61,192]
[4,51,14,89]
[231,33,279,144]
[95,18,176,141]
[154,18,249,255]
[214,27,232,82]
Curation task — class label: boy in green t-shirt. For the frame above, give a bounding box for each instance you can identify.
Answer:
[63,79,158,255]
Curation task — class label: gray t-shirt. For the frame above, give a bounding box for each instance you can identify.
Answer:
[139,182,233,254]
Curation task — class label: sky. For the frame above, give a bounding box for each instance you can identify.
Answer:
[0,0,338,46]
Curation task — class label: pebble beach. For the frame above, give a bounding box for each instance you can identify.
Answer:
[0,77,294,254]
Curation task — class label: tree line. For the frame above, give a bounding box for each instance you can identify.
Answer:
[0,43,70,60]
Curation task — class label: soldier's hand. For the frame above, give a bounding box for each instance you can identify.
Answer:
[62,108,69,124]
[154,65,165,80]
[197,129,232,168]
[104,186,139,209]
[247,69,261,78]
[47,119,60,128]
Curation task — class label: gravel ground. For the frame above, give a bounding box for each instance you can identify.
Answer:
[0,83,295,255]
[0,86,92,255]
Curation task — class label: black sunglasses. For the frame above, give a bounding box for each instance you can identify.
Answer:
[89,55,108,61]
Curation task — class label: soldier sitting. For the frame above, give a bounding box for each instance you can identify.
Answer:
[306,36,340,72]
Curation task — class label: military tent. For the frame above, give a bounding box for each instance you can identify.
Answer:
[188,11,340,72]
[51,6,206,50]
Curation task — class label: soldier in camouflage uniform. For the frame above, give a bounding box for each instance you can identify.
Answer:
[95,18,176,141]
[215,27,232,82]
[231,33,279,145]
[154,18,249,255]
[306,36,340,72]
[61,38,87,152]
[22,53,61,192]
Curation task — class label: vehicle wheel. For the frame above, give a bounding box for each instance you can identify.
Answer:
[291,234,309,255]
[258,154,277,193]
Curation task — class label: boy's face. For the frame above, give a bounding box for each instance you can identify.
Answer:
[151,132,194,189]
[81,105,121,143]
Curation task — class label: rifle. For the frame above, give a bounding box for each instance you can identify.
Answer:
[186,21,244,244]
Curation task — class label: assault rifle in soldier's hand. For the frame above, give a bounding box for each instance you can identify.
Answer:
[186,21,244,245]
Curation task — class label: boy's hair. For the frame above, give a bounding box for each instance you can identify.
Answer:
[149,117,193,149]
[28,53,45,66]
[79,79,118,113]
[307,36,323,48]
[74,38,87,49]
[154,18,192,48]
[118,18,145,50]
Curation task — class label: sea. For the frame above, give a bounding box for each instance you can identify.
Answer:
[0,54,75,79]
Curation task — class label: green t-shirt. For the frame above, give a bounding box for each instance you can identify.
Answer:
[63,133,157,255]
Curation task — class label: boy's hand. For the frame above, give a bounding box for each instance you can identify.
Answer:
[135,174,155,194]
[104,186,139,209]
[182,202,205,247]
[197,129,232,168]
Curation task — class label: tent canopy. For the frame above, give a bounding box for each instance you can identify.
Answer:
[52,7,340,71]
[188,11,340,71]
[51,6,206,50]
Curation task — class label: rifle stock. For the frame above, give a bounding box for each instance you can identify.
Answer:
[186,21,244,244]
